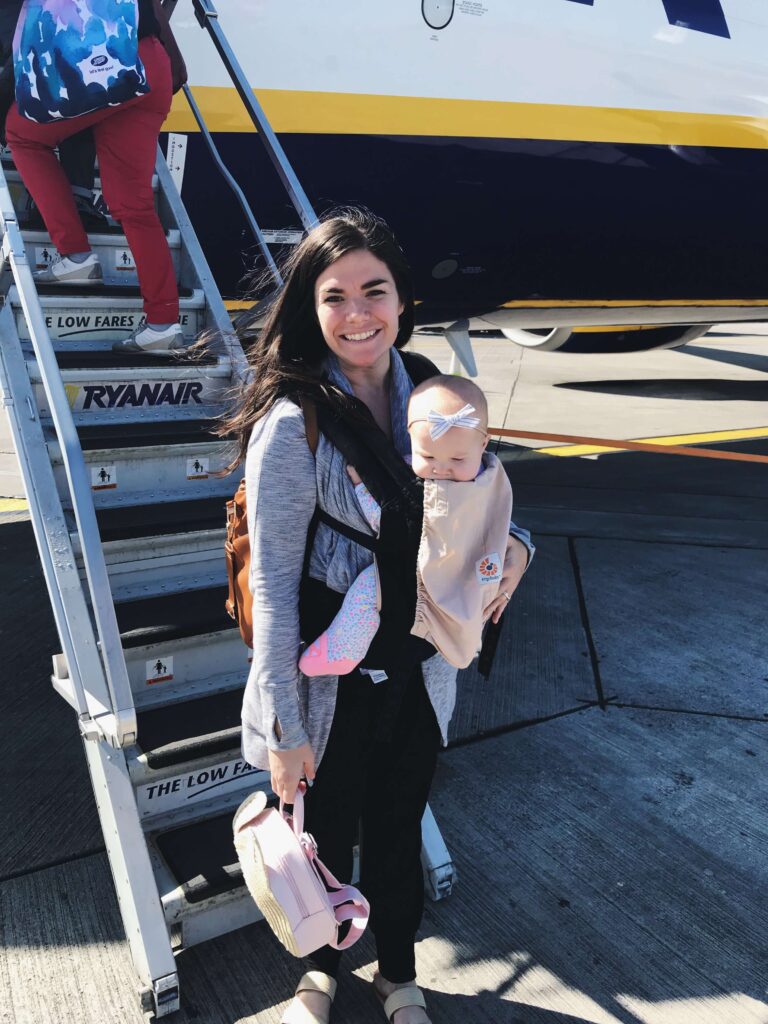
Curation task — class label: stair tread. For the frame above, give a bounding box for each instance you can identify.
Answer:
[117,585,236,648]
[21,222,127,237]
[76,419,223,450]
[18,283,196,300]
[137,687,244,767]
[154,810,253,904]
[56,349,216,370]
[96,495,225,542]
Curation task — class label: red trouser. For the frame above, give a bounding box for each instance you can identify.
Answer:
[6,37,178,323]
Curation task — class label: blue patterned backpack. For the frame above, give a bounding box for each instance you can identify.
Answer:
[13,0,149,123]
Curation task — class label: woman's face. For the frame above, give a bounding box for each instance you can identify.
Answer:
[314,249,405,375]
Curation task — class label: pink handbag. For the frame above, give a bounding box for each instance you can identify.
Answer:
[233,787,369,957]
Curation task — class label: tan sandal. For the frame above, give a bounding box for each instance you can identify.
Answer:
[375,979,430,1023]
[281,970,337,1024]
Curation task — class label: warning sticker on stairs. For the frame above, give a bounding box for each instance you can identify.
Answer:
[91,464,117,490]
[115,247,136,271]
[187,457,209,479]
[35,246,59,270]
[146,656,174,684]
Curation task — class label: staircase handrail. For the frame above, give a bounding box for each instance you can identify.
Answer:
[0,165,136,748]
[179,83,283,287]
[188,0,319,234]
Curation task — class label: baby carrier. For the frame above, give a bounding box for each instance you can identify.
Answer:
[226,350,439,659]
[13,0,149,123]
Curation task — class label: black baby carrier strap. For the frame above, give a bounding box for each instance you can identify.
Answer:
[298,351,439,731]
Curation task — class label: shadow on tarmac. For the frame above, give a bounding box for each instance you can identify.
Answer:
[553,378,768,401]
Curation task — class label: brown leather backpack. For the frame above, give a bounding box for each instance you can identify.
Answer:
[225,398,319,647]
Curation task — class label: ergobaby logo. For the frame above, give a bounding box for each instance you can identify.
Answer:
[476,552,502,585]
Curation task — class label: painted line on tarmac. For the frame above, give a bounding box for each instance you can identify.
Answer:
[0,498,27,513]
[491,425,768,463]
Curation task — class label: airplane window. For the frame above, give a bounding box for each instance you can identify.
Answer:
[422,0,454,30]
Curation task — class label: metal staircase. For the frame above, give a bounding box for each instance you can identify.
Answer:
[0,3,455,1017]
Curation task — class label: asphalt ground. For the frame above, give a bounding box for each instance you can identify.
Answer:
[1,327,767,1023]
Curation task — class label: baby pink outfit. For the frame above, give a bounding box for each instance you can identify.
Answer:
[299,454,514,676]
[299,485,381,675]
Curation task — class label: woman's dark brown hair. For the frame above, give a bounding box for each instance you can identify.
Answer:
[220,206,415,469]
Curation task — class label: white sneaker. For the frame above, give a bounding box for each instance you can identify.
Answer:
[35,252,103,285]
[112,323,186,355]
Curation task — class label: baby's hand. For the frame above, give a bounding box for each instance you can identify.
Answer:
[346,465,362,486]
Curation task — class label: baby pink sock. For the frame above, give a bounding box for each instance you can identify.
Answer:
[299,564,379,676]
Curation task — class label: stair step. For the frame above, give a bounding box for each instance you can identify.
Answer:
[137,687,244,769]
[20,228,181,288]
[136,749,260,826]
[72,523,226,601]
[51,420,238,507]
[154,810,251,905]
[76,419,222,450]
[55,600,249,717]
[125,631,250,712]
[95,496,226,542]
[29,360,230,424]
[117,585,235,649]
[54,348,216,370]
[11,285,204,345]
[62,471,233,513]
[3,167,158,194]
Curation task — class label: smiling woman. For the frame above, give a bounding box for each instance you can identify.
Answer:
[220,207,533,1024]
[314,250,405,378]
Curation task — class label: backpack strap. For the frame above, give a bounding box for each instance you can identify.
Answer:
[296,394,376,583]
[282,790,370,950]
[400,349,441,386]
[316,509,376,550]
[299,395,319,456]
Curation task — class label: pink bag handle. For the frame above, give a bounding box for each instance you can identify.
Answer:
[280,789,370,950]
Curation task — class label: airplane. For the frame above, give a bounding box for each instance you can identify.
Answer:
[162,0,768,355]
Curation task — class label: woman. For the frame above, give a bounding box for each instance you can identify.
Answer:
[5,0,187,354]
[226,208,534,1024]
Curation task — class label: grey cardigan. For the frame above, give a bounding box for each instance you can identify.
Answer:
[241,349,535,770]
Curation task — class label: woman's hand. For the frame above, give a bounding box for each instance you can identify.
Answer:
[485,534,529,625]
[346,464,362,486]
[267,742,316,804]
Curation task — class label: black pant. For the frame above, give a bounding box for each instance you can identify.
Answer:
[303,666,441,983]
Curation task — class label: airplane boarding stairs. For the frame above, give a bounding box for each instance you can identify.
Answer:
[0,142,455,1015]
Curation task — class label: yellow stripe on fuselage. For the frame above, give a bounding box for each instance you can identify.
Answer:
[165,88,768,149]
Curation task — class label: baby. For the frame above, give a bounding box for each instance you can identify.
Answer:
[299,375,514,673]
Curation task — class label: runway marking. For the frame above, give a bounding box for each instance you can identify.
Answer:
[0,498,28,513]
[491,425,768,462]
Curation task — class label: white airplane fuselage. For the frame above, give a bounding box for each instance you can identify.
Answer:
[164,0,768,351]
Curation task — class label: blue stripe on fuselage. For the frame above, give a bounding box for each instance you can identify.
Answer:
[564,0,729,38]
[661,0,730,38]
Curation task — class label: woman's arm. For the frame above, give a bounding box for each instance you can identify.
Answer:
[486,523,535,625]
[242,403,317,795]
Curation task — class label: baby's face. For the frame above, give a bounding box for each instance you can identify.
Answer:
[409,419,488,482]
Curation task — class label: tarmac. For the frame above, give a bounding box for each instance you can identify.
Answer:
[1,328,767,1023]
